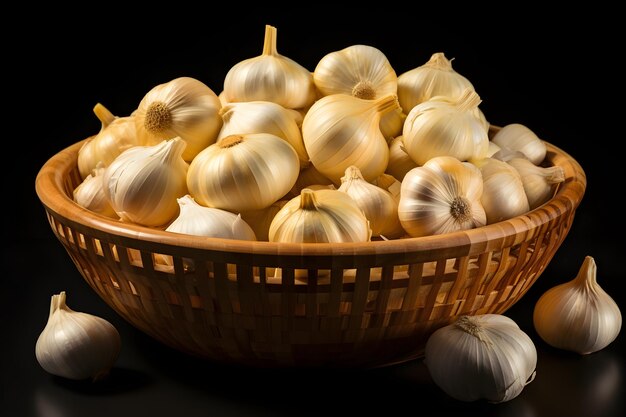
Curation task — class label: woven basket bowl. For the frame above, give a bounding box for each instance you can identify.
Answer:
[35,129,586,368]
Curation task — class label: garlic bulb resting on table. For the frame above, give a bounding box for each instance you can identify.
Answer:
[73,163,117,218]
[36,292,121,381]
[425,314,537,403]
[134,77,222,162]
[398,156,485,237]
[534,256,621,354]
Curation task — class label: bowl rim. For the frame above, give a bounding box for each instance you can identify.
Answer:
[35,132,586,260]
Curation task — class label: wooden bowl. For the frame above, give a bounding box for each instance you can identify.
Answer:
[35,132,586,368]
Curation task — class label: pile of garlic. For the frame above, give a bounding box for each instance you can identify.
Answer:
[74,24,566,244]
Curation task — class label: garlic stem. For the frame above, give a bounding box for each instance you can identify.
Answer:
[455,315,491,344]
[93,103,116,127]
[219,135,244,148]
[300,189,318,210]
[455,89,482,112]
[262,25,278,56]
[545,166,565,183]
[375,95,400,116]
[158,137,187,163]
[575,256,598,290]
[425,52,453,70]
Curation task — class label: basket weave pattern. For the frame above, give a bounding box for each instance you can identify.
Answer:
[36,137,586,367]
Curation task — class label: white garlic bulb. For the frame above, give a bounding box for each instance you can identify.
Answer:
[425,314,537,403]
[386,136,418,182]
[474,158,529,224]
[338,166,403,238]
[36,291,121,381]
[313,44,397,100]
[507,157,565,209]
[269,188,371,243]
[534,256,621,355]
[77,103,140,179]
[217,101,308,167]
[187,133,299,212]
[223,25,316,110]
[303,94,398,183]
[103,138,188,226]
[492,124,547,165]
[134,77,222,162]
[241,200,288,241]
[73,163,117,218]
[398,156,485,237]
[397,52,475,115]
[403,90,489,165]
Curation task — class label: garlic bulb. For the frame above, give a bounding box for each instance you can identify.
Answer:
[379,109,405,140]
[289,164,334,197]
[507,157,565,209]
[35,291,121,381]
[425,314,537,403]
[134,77,222,161]
[187,133,299,212]
[241,200,288,241]
[338,166,403,238]
[386,136,418,181]
[303,94,398,183]
[217,101,308,167]
[103,138,188,226]
[474,158,529,224]
[486,141,501,157]
[492,124,546,165]
[534,256,621,354]
[313,44,397,100]
[398,156,485,237]
[397,52,475,115]
[73,163,117,218]
[269,188,371,243]
[403,90,488,165]
[77,103,140,179]
[223,25,315,110]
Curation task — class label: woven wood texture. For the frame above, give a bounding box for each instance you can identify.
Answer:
[35,131,586,367]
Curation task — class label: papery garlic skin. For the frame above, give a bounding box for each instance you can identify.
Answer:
[269,188,371,243]
[134,77,222,162]
[289,165,334,197]
[313,45,397,100]
[425,314,537,403]
[73,163,117,218]
[397,52,474,115]
[534,256,622,355]
[223,25,315,110]
[403,90,489,166]
[386,136,418,182]
[398,156,485,237]
[475,158,529,224]
[187,133,299,212]
[103,138,188,227]
[78,104,140,179]
[492,124,546,165]
[217,101,308,167]
[507,157,565,209]
[36,292,121,381]
[338,166,403,238]
[241,200,288,242]
[303,94,398,183]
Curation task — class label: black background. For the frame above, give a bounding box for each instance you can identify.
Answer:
[4,9,624,417]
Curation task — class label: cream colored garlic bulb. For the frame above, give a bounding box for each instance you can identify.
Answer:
[474,158,529,224]
[487,141,501,157]
[36,292,121,381]
[269,188,371,243]
[187,133,299,212]
[134,77,222,162]
[492,124,546,165]
[397,52,475,115]
[223,25,315,110]
[241,200,288,241]
[380,109,405,140]
[313,44,397,100]
[338,166,403,238]
[386,136,418,181]
[73,163,117,218]
[403,90,489,165]
[534,256,621,354]
[398,156,485,237]
[303,94,398,183]
[425,314,537,403]
[78,103,140,179]
[507,157,564,209]
[103,138,188,226]
[217,101,308,167]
